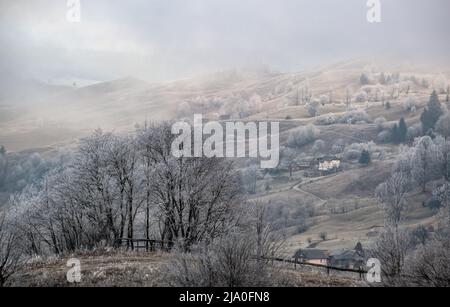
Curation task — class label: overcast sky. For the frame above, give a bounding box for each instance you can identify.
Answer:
[1,0,449,83]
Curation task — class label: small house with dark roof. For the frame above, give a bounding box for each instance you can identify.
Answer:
[329,242,366,269]
[293,249,329,265]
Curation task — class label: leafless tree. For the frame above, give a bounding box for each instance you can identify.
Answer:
[136,122,241,250]
[287,124,320,148]
[436,114,450,140]
[410,137,444,192]
[241,165,258,194]
[373,226,411,285]
[105,134,143,248]
[375,172,410,228]
[0,212,25,287]
[9,122,241,256]
[405,237,450,287]
[345,87,352,110]
[307,100,320,117]
[249,202,286,262]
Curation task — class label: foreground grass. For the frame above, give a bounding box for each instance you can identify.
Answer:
[10,249,363,287]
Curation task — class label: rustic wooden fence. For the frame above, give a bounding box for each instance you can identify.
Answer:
[115,238,174,252]
[262,256,368,279]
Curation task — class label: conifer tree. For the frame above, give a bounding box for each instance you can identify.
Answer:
[398,118,408,143]
[421,90,443,134]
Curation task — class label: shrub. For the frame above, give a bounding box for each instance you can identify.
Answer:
[312,140,326,155]
[406,123,423,141]
[331,139,345,154]
[287,125,320,148]
[403,97,417,112]
[424,197,442,211]
[344,150,362,161]
[315,114,337,125]
[338,111,371,125]
[360,73,370,85]
[354,91,368,103]
[343,142,374,161]
[162,232,293,287]
[359,150,371,165]
[377,130,392,143]
[307,100,320,117]
[375,117,387,131]
[410,225,430,247]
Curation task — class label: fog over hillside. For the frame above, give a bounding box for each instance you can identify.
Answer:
[1,0,450,84]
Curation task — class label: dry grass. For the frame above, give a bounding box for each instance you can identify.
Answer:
[10,249,362,287]
[12,249,167,287]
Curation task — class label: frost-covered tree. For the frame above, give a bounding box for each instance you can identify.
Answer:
[375,172,410,228]
[138,123,240,249]
[345,87,352,110]
[403,96,417,113]
[374,169,415,284]
[312,139,326,155]
[436,113,450,139]
[373,227,411,285]
[242,165,258,195]
[263,174,273,191]
[287,124,320,148]
[406,123,423,141]
[10,124,241,254]
[331,139,345,154]
[307,100,320,117]
[319,95,329,106]
[0,212,25,286]
[433,74,448,94]
[375,117,387,132]
[354,91,368,103]
[406,237,450,287]
[410,136,444,192]
[379,73,386,85]
[300,80,312,104]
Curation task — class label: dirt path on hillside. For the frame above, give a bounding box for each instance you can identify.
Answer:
[292,180,326,204]
[290,173,341,208]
